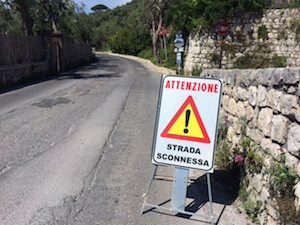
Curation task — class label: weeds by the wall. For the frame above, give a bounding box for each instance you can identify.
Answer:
[269,161,300,225]
[257,25,269,41]
[191,65,203,76]
[243,199,262,224]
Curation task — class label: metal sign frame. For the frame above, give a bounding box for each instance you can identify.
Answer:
[141,165,216,225]
[151,75,223,172]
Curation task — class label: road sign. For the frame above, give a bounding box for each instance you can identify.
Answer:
[176,52,182,64]
[152,76,222,171]
[218,21,229,36]
[174,33,184,48]
[174,47,184,53]
[161,96,210,143]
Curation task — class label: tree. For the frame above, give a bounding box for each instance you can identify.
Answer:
[91,4,110,12]
[144,0,172,62]
[0,1,22,35]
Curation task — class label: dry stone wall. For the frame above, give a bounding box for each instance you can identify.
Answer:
[201,67,300,224]
[185,8,300,72]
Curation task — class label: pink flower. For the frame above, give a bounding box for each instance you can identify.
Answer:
[234,154,244,166]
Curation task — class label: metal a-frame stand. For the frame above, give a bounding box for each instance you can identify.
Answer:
[141,165,216,225]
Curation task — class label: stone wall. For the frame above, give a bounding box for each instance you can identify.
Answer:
[185,8,300,72]
[201,67,300,224]
[0,35,94,90]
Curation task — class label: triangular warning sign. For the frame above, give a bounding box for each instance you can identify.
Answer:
[161,96,210,143]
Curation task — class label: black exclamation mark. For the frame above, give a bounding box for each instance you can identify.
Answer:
[183,109,191,134]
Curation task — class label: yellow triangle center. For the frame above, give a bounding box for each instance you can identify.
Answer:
[168,104,204,138]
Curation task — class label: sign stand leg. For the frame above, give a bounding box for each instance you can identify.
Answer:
[140,165,158,214]
[171,168,189,212]
[207,173,215,225]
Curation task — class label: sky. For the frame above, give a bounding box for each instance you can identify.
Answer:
[74,0,132,13]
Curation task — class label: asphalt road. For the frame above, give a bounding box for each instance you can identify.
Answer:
[0,54,251,225]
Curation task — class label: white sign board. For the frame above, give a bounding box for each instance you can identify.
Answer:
[152,75,222,171]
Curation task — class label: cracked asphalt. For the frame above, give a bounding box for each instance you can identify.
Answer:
[0,54,251,225]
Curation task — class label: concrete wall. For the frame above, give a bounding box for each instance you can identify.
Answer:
[201,67,300,224]
[185,8,300,71]
[0,35,94,90]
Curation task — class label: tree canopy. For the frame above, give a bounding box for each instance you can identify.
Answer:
[2,0,295,61]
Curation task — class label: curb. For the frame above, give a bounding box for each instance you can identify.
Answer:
[97,52,176,75]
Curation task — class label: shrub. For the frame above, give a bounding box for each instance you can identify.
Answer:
[233,53,269,69]
[243,199,262,224]
[245,149,263,174]
[191,65,203,76]
[215,140,233,170]
[290,19,300,43]
[257,25,268,41]
[270,54,287,67]
[210,53,220,65]
[269,162,297,195]
[269,161,300,224]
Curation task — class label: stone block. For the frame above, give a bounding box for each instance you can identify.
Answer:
[296,82,300,97]
[248,86,258,106]
[227,126,235,143]
[287,123,300,158]
[267,89,282,112]
[294,105,300,123]
[250,174,263,192]
[228,98,237,116]
[266,204,279,221]
[280,94,298,116]
[267,215,278,225]
[236,101,246,119]
[295,182,300,211]
[284,152,300,175]
[258,210,268,225]
[257,108,273,137]
[261,138,283,158]
[247,127,263,144]
[287,86,297,94]
[233,117,242,134]
[260,187,270,203]
[244,102,255,122]
[221,95,230,112]
[270,115,288,144]
[257,85,267,107]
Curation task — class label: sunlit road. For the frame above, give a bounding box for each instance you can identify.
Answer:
[0,54,250,225]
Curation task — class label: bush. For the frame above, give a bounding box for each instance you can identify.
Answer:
[243,199,262,223]
[268,161,300,224]
[215,140,233,170]
[109,28,151,56]
[257,25,268,41]
[270,54,287,67]
[191,65,203,76]
[245,149,263,174]
[269,162,297,195]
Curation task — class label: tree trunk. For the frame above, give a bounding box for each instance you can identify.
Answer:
[15,0,34,36]
[151,13,163,63]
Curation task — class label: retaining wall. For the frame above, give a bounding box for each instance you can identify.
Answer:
[0,35,93,90]
[201,67,300,224]
[185,8,300,71]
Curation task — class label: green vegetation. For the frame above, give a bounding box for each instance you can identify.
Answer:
[210,53,220,65]
[269,162,297,194]
[257,25,269,41]
[243,199,262,224]
[291,19,300,43]
[269,161,299,225]
[191,65,203,76]
[271,54,287,67]
[0,0,295,68]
